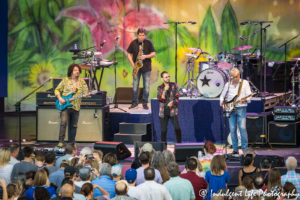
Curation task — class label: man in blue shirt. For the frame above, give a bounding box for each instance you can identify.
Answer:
[92,163,117,198]
[49,159,70,194]
[55,143,77,167]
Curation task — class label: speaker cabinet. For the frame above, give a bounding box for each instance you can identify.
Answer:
[174,143,204,162]
[134,142,167,159]
[114,87,143,104]
[37,106,110,142]
[94,141,131,160]
[246,112,273,145]
[268,121,300,147]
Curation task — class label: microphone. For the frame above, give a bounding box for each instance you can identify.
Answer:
[250,45,258,56]
[196,47,202,59]
[100,40,106,48]
[239,36,246,41]
[187,21,197,24]
[240,21,251,25]
[115,36,120,40]
[263,24,271,29]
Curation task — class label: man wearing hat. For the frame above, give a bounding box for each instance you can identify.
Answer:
[131,143,155,169]
[111,164,123,181]
[125,169,145,200]
[74,167,91,188]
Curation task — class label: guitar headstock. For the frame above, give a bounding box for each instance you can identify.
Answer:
[90,90,98,95]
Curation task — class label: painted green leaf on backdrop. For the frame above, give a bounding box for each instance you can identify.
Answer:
[80,23,94,50]
[199,5,218,56]
[221,1,239,53]
[8,47,37,74]
[8,20,32,35]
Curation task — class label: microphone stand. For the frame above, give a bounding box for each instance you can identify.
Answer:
[279,32,300,105]
[14,78,52,160]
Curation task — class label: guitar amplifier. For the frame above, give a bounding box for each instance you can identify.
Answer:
[273,106,298,114]
[36,91,107,106]
[274,115,299,122]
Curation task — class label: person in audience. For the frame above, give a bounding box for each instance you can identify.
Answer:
[268,185,282,200]
[14,173,27,196]
[239,153,260,185]
[150,151,170,184]
[247,173,265,196]
[49,159,70,192]
[242,175,254,191]
[180,158,208,200]
[55,143,77,168]
[0,147,14,184]
[33,187,50,200]
[267,168,282,193]
[90,159,100,172]
[34,153,45,170]
[131,143,155,169]
[281,156,300,192]
[44,152,58,174]
[20,171,36,196]
[79,147,92,160]
[281,182,297,200]
[42,168,54,189]
[205,155,230,200]
[162,150,175,166]
[111,180,135,200]
[216,188,230,200]
[93,150,104,166]
[60,183,74,200]
[74,164,84,182]
[54,166,81,195]
[111,164,123,182]
[11,146,38,180]
[9,144,20,165]
[70,157,79,167]
[182,156,205,177]
[164,162,195,200]
[7,180,23,200]
[74,167,91,188]
[103,153,118,166]
[199,141,216,173]
[91,163,116,198]
[0,179,8,200]
[125,168,145,200]
[136,152,162,185]
[79,182,110,200]
[53,179,86,200]
[233,186,247,200]
[25,169,56,200]
[254,157,272,186]
[137,167,172,199]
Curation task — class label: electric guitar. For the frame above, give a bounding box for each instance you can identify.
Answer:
[223,92,257,117]
[55,90,97,111]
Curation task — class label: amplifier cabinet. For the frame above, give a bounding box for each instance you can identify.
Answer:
[37,106,110,142]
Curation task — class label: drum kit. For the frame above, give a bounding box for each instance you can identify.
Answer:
[179,45,258,98]
[287,57,300,106]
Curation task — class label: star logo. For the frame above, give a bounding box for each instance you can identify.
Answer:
[200,75,211,86]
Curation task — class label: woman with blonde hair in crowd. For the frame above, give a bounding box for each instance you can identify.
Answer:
[7,180,23,200]
[103,152,118,166]
[181,156,205,177]
[267,168,282,193]
[90,159,100,181]
[0,148,14,185]
[25,169,56,200]
[151,151,170,184]
[93,150,103,166]
[199,141,217,173]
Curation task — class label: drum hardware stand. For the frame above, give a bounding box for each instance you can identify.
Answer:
[279,32,300,105]
[286,64,298,106]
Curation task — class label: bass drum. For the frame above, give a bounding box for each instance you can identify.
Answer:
[197,68,229,98]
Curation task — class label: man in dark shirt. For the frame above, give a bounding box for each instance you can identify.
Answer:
[157,71,182,143]
[127,28,156,110]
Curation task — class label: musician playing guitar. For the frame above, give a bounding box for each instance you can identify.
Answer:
[55,64,89,147]
[220,68,252,156]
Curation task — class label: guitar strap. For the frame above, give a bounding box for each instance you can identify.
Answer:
[237,79,244,97]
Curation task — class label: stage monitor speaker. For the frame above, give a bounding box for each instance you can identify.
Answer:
[247,112,273,145]
[37,106,110,142]
[268,121,300,147]
[134,142,167,159]
[114,87,143,104]
[94,141,131,160]
[53,78,89,90]
[240,155,285,168]
[175,143,204,162]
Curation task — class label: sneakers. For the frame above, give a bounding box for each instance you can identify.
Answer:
[143,104,149,110]
[128,104,138,109]
[232,151,239,157]
[57,142,64,148]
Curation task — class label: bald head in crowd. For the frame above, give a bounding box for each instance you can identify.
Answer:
[115,181,128,195]
[61,184,74,198]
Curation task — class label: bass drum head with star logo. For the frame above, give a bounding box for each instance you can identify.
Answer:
[197,68,229,98]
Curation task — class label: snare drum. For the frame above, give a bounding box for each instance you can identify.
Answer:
[197,68,229,98]
[217,52,236,69]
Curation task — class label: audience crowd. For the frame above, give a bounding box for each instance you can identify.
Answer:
[0,141,299,200]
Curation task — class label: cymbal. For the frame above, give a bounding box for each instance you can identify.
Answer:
[218,62,233,69]
[187,47,209,54]
[242,53,257,56]
[183,53,198,58]
[204,56,215,60]
[232,45,253,51]
[290,57,300,61]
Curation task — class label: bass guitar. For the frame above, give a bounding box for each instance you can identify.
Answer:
[55,90,97,111]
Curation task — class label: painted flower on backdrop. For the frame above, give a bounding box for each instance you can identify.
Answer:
[57,0,168,56]
[28,61,57,88]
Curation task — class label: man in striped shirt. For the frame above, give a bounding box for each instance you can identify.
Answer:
[281,156,300,192]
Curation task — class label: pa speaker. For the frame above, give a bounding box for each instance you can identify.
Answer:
[268,121,300,147]
[94,141,131,160]
[240,155,285,168]
[246,112,273,145]
[114,87,143,104]
[37,106,110,142]
[175,143,204,162]
[134,142,167,159]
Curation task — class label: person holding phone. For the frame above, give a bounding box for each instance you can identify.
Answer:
[157,71,182,143]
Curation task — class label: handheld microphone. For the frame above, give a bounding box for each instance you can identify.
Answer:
[100,40,106,48]
[263,24,271,29]
[239,36,246,41]
[115,36,120,40]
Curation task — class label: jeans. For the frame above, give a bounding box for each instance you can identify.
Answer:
[132,71,151,105]
[59,108,79,143]
[160,108,182,143]
[228,106,248,152]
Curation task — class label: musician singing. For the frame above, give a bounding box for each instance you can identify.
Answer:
[127,28,156,110]
[220,68,252,156]
[55,64,89,147]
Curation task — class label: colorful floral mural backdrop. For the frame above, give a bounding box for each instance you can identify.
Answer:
[6,0,300,111]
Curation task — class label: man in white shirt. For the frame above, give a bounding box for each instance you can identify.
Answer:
[9,144,19,165]
[220,68,252,155]
[125,168,145,200]
[137,167,172,200]
[75,167,91,188]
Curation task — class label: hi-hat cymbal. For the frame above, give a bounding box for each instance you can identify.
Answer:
[232,45,253,51]
[187,47,209,54]
[183,53,198,58]
[290,57,300,61]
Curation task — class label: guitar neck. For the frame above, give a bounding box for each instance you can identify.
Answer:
[69,91,92,101]
[233,94,254,106]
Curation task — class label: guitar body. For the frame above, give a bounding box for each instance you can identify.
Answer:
[224,95,238,116]
[55,93,74,111]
